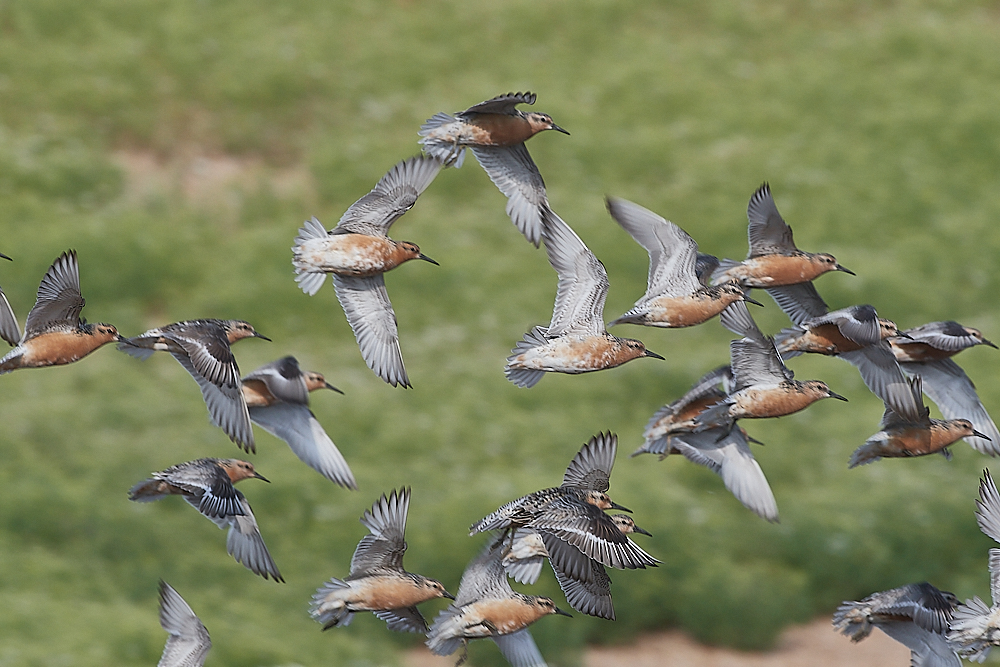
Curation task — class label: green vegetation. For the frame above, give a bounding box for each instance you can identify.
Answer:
[1,0,1000,664]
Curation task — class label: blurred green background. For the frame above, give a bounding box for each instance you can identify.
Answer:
[1,0,1000,664]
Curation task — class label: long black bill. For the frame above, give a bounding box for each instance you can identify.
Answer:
[254,472,271,483]
[610,500,632,513]
[419,253,440,266]
[550,123,570,135]
[325,382,345,395]
[828,390,849,402]
[644,349,665,360]
[836,264,856,275]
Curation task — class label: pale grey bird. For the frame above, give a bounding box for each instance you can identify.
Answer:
[128,458,282,582]
[834,582,960,667]
[292,155,442,388]
[767,281,924,424]
[605,197,758,329]
[241,356,356,489]
[419,92,569,247]
[889,320,1000,456]
[504,209,662,388]
[310,488,453,633]
[948,470,1000,661]
[426,538,570,666]
[0,251,19,346]
[118,319,270,451]
[157,580,211,667]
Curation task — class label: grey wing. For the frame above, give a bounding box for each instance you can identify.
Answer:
[242,356,308,404]
[541,209,609,336]
[552,558,615,620]
[990,549,1000,610]
[745,183,796,256]
[492,628,549,667]
[561,432,617,491]
[975,471,1000,545]
[332,274,410,388]
[158,581,211,667]
[351,488,409,574]
[539,531,599,582]
[839,344,925,424]
[504,528,548,585]
[471,144,548,247]
[163,462,246,519]
[453,540,513,606]
[902,321,985,352]
[373,606,429,633]
[904,358,1000,455]
[0,286,20,345]
[672,429,779,522]
[868,583,959,634]
[249,403,357,489]
[335,155,442,236]
[877,622,961,667]
[24,250,85,332]
[606,197,700,298]
[765,282,829,325]
[208,498,283,582]
[171,351,254,452]
[532,503,660,570]
[462,92,536,115]
[808,304,882,346]
[718,300,765,341]
[730,335,791,389]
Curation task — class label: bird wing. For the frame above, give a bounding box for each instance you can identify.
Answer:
[839,344,926,424]
[454,540,513,606]
[745,183,796,256]
[975,470,1000,545]
[351,488,409,575]
[531,501,659,570]
[729,330,792,389]
[471,143,548,247]
[877,621,961,667]
[23,250,85,333]
[332,273,410,388]
[551,557,615,620]
[807,304,883,346]
[902,320,987,352]
[461,92,536,115]
[561,432,617,492]
[171,350,254,452]
[902,358,1000,455]
[158,581,211,667]
[492,628,549,667]
[672,428,778,522]
[157,460,246,519]
[765,282,829,325]
[248,403,357,489]
[541,209,609,337]
[334,155,442,236]
[373,606,430,634]
[242,356,309,404]
[606,197,701,299]
[0,286,20,345]
[203,495,283,582]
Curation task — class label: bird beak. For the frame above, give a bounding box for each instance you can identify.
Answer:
[553,606,573,617]
[644,349,665,360]
[827,390,849,402]
[743,294,764,307]
[632,524,653,537]
[442,590,456,600]
[419,254,440,266]
[973,430,992,441]
[894,331,914,340]
[324,382,345,395]
[836,264,855,275]
[550,123,570,135]
[253,472,271,483]
[610,500,632,513]
[254,332,272,342]
[984,339,998,349]
[115,332,127,342]
[0,252,10,261]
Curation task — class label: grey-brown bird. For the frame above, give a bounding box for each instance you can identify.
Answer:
[889,320,1000,456]
[848,376,988,468]
[504,209,663,388]
[426,538,571,666]
[605,197,758,329]
[834,582,960,667]
[768,281,923,424]
[419,92,569,247]
[0,250,123,373]
[119,319,269,451]
[695,301,847,432]
[241,356,356,489]
[471,432,659,574]
[310,488,454,632]
[129,458,282,582]
[711,183,853,288]
[292,155,442,388]
[157,580,211,667]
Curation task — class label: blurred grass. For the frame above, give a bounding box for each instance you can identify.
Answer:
[1,0,1000,664]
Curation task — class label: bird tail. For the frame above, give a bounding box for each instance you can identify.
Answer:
[692,400,734,432]
[948,596,993,661]
[309,578,355,629]
[831,601,874,642]
[292,217,330,296]
[418,113,465,167]
[127,478,168,503]
[504,326,549,388]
